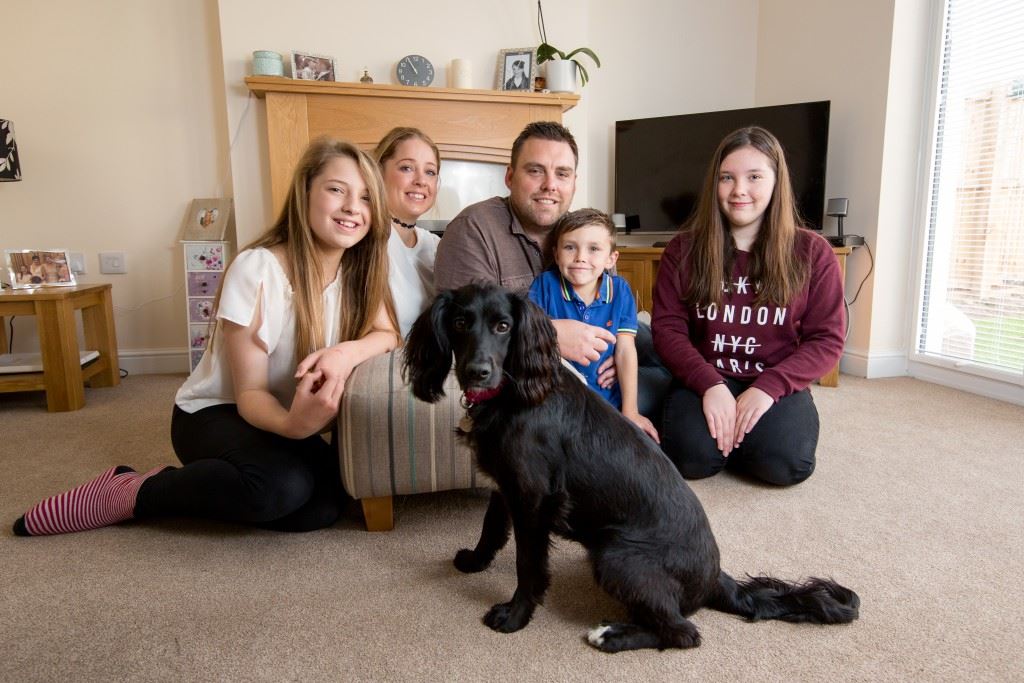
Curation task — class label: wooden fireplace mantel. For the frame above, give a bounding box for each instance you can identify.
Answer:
[245,76,580,215]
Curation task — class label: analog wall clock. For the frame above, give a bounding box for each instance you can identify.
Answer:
[396,54,435,87]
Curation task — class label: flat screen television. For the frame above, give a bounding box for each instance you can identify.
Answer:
[614,101,830,232]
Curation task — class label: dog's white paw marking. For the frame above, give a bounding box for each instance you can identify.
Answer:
[587,624,611,646]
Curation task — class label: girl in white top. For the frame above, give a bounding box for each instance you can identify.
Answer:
[14,138,399,536]
[374,127,442,338]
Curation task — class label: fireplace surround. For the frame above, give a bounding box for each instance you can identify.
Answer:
[245,76,579,217]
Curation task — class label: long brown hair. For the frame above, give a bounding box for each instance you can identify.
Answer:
[219,137,397,360]
[681,126,808,307]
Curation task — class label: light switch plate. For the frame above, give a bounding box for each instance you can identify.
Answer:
[69,252,86,274]
[99,251,127,274]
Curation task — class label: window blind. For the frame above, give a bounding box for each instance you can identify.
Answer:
[918,0,1024,377]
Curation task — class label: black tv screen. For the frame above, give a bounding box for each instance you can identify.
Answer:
[614,101,830,231]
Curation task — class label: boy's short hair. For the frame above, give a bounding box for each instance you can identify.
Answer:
[545,208,617,261]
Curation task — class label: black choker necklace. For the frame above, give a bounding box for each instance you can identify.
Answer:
[392,217,416,229]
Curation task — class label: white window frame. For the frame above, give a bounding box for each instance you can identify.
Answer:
[906,0,1024,405]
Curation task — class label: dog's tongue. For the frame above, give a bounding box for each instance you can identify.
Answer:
[463,383,503,404]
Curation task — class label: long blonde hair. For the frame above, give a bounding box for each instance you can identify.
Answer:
[681,126,808,307]
[220,137,397,360]
[373,126,441,169]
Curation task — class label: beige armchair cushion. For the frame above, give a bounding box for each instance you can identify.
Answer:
[338,349,488,500]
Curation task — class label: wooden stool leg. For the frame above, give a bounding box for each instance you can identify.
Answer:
[818,248,849,389]
[36,298,85,412]
[360,496,394,532]
[819,365,840,388]
[82,288,120,387]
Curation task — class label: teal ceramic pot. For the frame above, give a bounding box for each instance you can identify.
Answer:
[252,50,284,77]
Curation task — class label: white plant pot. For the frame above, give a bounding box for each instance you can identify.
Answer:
[544,60,577,93]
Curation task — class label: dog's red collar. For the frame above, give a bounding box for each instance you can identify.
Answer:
[462,381,505,406]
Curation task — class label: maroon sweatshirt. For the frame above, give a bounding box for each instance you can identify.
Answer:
[651,230,845,401]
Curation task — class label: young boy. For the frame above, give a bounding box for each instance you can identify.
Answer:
[528,209,660,442]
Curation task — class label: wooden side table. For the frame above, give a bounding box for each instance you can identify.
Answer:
[0,284,120,411]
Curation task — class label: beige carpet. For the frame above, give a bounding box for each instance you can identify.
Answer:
[1,374,1021,681]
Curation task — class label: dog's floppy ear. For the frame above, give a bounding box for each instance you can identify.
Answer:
[403,290,455,403]
[505,292,560,406]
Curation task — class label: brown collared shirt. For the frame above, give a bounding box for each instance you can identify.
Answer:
[434,196,544,295]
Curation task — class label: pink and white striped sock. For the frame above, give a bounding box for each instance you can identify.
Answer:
[15,465,165,536]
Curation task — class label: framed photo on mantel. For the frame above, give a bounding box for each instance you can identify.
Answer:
[291,51,337,82]
[181,198,233,242]
[496,47,537,91]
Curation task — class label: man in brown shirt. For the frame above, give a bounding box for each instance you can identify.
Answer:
[435,121,618,368]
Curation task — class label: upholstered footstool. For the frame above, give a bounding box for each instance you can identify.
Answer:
[338,349,488,531]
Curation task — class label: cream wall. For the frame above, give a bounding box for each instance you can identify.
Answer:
[1,0,229,371]
[216,0,592,246]
[216,0,760,244]
[586,0,760,213]
[4,0,921,380]
[754,0,899,375]
[873,0,935,377]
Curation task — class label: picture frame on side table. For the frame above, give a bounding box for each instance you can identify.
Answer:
[5,249,76,289]
[495,47,537,91]
[181,198,233,242]
[291,51,336,81]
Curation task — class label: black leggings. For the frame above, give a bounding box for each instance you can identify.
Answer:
[635,322,674,419]
[660,377,819,486]
[134,405,347,532]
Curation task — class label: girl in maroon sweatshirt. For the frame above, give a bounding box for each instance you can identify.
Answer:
[651,126,845,485]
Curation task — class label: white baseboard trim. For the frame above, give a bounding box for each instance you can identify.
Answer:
[118,348,189,376]
[908,360,1024,406]
[839,348,908,378]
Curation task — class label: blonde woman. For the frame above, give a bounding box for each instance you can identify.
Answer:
[373,126,442,338]
[14,138,399,535]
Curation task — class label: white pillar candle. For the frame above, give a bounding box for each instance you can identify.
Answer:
[450,59,471,89]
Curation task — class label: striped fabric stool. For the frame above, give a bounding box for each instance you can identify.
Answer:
[338,349,491,531]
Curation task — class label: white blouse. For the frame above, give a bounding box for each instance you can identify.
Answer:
[388,226,440,338]
[175,248,342,413]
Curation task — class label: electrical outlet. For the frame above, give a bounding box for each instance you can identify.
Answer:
[69,252,86,274]
[99,251,127,274]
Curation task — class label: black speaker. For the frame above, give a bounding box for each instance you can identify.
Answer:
[826,198,849,218]
[825,198,863,247]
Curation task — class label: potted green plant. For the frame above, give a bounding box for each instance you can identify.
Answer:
[535,1,601,92]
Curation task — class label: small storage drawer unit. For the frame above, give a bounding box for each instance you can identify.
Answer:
[187,271,222,297]
[183,241,230,371]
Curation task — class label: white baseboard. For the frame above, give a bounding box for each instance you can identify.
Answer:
[907,360,1024,406]
[839,348,908,378]
[117,348,189,376]
[842,347,1023,405]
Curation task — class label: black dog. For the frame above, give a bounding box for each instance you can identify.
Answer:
[404,284,859,652]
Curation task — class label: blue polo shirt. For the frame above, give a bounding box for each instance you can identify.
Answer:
[528,268,638,408]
